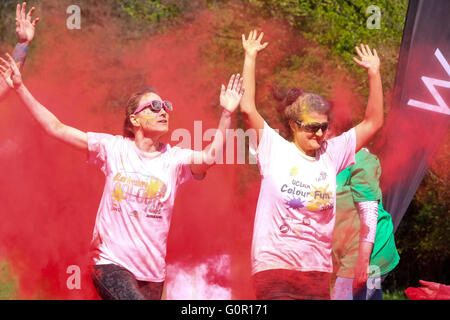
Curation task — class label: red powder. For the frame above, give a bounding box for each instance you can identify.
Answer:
[0,2,420,300]
[373,42,450,193]
[0,5,263,299]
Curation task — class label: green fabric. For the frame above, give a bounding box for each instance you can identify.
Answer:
[332,149,400,277]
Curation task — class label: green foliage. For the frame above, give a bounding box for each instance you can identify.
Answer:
[116,0,181,23]
[0,0,20,45]
[274,51,333,98]
[0,0,39,47]
[383,289,407,300]
[243,0,408,95]
[0,260,17,299]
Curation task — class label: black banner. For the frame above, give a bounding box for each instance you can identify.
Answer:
[375,0,450,231]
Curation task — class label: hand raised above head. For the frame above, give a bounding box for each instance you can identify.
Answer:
[220,73,245,114]
[353,44,380,76]
[242,30,268,58]
[16,2,40,45]
[0,53,23,89]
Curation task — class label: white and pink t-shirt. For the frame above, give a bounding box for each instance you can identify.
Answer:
[87,132,195,282]
[250,122,356,274]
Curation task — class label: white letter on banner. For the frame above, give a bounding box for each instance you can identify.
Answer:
[407,49,450,115]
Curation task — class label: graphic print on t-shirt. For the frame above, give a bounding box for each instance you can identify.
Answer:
[289,166,299,177]
[111,171,168,219]
[279,165,335,236]
[284,166,309,209]
[317,171,328,182]
[307,184,333,211]
[281,166,334,212]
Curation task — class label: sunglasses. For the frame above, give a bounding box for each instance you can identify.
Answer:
[133,100,173,115]
[295,120,329,133]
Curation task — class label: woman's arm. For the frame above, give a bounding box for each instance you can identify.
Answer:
[0,53,87,151]
[353,201,378,291]
[0,3,40,101]
[189,74,244,176]
[240,30,268,144]
[348,152,381,291]
[353,44,384,152]
[14,3,40,70]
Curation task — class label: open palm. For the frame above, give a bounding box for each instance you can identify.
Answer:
[16,3,40,44]
[242,30,268,58]
[0,53,23,89]
[220,74,245,113]
[353,44,380,76]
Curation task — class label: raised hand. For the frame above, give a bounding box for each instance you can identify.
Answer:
[353,44,380,76]
[0,53,23,89]
[16,2,40,45]
[220,74,245,114]
[242,30,268,58]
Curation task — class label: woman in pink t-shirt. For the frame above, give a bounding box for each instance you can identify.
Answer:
[240,30,384,299]
[0,53,244,300]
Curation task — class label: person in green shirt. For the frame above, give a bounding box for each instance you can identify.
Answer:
[331,147,400,300]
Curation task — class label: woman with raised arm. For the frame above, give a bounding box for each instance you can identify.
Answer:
[0,2,39,101]
[240,30,384,300]
[0,53,244,300]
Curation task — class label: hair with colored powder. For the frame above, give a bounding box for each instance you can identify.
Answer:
[272,86,331,139]
[123,87,159,138]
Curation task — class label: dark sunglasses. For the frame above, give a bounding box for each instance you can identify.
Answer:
[295,120,329,133]
[133,100,173,115]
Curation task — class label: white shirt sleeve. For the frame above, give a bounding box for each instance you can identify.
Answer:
[86,132,117,175]
[356,200,378,243]
[249,121,284,175]
[325,128,356,174]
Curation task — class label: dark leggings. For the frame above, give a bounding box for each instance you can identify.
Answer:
[253,269,331,300]
[91,264,164,300]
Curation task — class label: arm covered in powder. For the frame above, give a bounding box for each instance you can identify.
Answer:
[0,2,40,101]
[189,74,244,176]
[240,30,268,145]
[0,53,88,151]
[353,44,384,152]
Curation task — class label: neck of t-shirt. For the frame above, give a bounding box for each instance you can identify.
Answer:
[290,142,317,161]
[131,139,167,158]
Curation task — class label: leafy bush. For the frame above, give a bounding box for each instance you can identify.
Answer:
[0,0,21,45]
[243,0,408,95]
[0,260,17,299]
[117,0,181,23]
